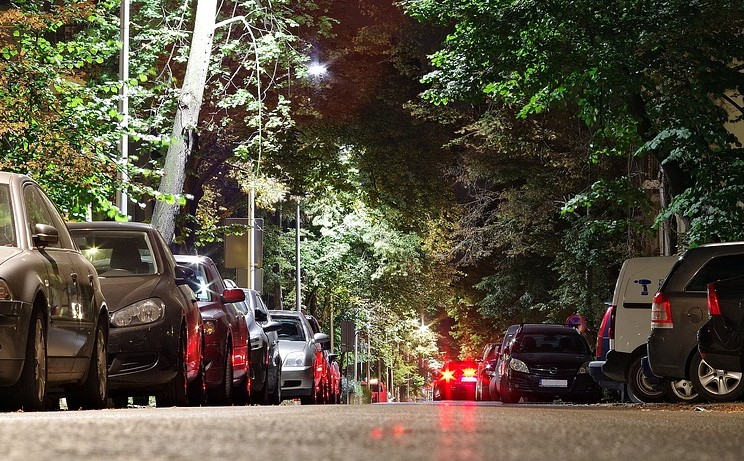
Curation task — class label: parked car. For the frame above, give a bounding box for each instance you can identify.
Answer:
[493,324,600,404]
[433,359,478,401]
[305,314,333,404]
[328,353,342,404]
[69,222,205,407]
[174,255,249,405]
[225,281,282,405]
[364,378,388,403]
[0,172,108,411]
[270,310,330,404]
[588,256,677,402]
[488,324,520,399]
[475,342,501,401]
[648,243,744,403]
[695,275,744,402]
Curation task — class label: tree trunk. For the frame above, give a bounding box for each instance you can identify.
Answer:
[151,0,217,243]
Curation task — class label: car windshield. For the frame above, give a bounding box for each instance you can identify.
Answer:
[0,185,16,247]
[275,318,305,341]
[514,332,589,354]
[73,230,157,276]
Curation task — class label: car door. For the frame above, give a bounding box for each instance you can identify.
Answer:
[23,183,82,375]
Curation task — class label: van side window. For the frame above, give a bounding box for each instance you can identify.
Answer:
[686,255,744,292]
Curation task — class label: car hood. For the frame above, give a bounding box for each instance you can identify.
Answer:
[99,275,160,312]
[277,340,309,356]
[511,352,591,368]
[0,246,22,264]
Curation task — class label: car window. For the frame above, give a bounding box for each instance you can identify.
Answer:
[73,231,157,276]
[0,184,16,247]
[686,254,744,292]
[24,184,73,249]
[276,318,306,341]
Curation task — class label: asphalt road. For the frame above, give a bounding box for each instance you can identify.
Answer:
[2,401,743,461]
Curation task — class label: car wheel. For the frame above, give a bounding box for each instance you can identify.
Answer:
[8,310,47,411]
[665,378,701,403]
[187,360,206,407]
[269,366,282,405]
[157,330,189,407]
[500,391,518,404]
[210,345,233,406]
[627,355,666,403]
[67,320,108,410]
[689,351,744,403]
[233,374,251,405]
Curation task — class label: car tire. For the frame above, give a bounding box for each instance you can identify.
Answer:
[689,350,744,403]
[627,356,666,403]
[66,320,108,410]
[210,345,234,406]
[157,330,189,407]
[187,360,206,407]
[269,369,282,405]
[665,378,701,403]
[8,309,47,411]
[500,391,518,404]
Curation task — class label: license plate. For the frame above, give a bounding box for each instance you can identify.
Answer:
[540,379,568,388]
[460,377,477,383]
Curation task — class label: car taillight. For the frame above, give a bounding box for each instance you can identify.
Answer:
[440,369,455,381]
[595,305,616,357]
[461,368,477,381]
[707,282,721,316]
[651,292,673,328]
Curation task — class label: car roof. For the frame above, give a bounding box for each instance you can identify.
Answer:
[513,324,582,334]
[174,254,213,264]
[67,221,155,231]
[269,310,304,318]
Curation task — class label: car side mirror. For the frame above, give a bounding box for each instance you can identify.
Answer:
[254,309,268,322]
[175,264,195,285]
[221,288,245,304]
[33,223,59,248]
[314,332,330,350]
[262,320,281,333]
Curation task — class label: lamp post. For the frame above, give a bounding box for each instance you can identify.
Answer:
[295,199,301,311]
[116,0,130,217]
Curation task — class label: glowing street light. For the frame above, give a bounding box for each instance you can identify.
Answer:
[307,61,328,78]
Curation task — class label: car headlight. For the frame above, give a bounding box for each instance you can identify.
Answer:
[578,361,590,374]
[110,298,165,327]
[0,279,12,300]
[284,351,306,367]
[509,358,530,373]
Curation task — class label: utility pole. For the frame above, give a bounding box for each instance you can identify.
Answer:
[295,200,301,311]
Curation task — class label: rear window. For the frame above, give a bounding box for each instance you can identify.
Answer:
[74,230,157,276]
[686,254,744,292]
[275,318,306,341]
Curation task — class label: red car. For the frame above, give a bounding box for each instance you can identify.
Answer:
[174,255,250,405]
[433,360,479,401]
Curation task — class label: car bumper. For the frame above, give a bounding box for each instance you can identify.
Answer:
[507,371,599,401]
[0,300,31,386]
[588,360,625,392]
[280,365,314,397]
[437,381,476,399]
[647,329,691,379]
[698,320,744,372]
[106,322,180,390]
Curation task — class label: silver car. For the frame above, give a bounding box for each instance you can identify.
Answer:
[269,310,329,404]
[0,172,109,411]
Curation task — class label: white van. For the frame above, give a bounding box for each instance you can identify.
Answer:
[589,256,677,402]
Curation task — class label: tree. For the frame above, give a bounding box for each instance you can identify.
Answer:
[0,0,122,218]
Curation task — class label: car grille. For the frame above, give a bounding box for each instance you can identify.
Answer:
[530,366,578,378]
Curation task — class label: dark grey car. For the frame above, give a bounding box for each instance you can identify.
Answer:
[0,172,109,411]
[648,242,744,402]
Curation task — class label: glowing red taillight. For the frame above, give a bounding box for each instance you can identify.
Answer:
[440,369,455,381]
[595,305,616,357]
[707,282,721,316]
[651,292,673,329]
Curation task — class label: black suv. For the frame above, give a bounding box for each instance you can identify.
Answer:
[647,242,744,402]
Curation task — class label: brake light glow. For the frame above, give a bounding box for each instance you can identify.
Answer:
[707,282,721,316]
[440,369,455,381]
[651,292,673,328]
